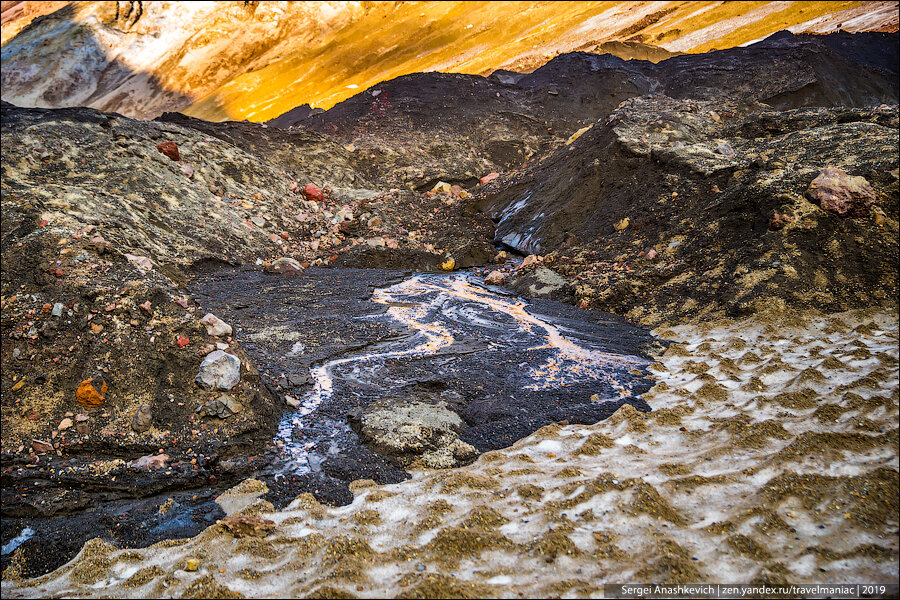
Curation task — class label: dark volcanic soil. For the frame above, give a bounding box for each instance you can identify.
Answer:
[2,29,898,584]
[189,266,659,499]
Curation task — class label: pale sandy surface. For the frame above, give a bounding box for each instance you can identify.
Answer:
[2,308,897,598]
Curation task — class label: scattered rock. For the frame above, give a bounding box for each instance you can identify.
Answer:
[124,254,153,273]
[76,376,107,407]
[177,336,190,348]
[58,418,73,431]
[267,257,304,275]
[302,183,325,203]
[769,211,794,230]
[184,559,199,572]
[196,350,241,390]
[480,172,500,185]
[518,254,541,270]
[484,270,506,285]
[200,313,233,337]
[180,163,194,178]
[355,401,478,468]
[805,166,877,217]
[439,257,456,271]
[128,453,169,469]
[432,181,452,194]
[31,439,53,453]
[156,140,180,161]
[614,217,630,231]
[218,515,276,538]
[196,395,243,418]
[131,405,153,432]
[715,142,735,156]
[51,302,64,317]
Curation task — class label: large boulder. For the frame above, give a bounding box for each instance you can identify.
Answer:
[805,166,877,217]
[196,350,241,390]
[354,401,477,469]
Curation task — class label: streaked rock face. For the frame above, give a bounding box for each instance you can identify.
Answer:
[2,1,897,122]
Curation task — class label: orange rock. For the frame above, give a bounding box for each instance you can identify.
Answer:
[76,377,107,407]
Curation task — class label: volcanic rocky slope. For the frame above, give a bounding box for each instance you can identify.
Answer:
[284,31,898,191]
[481,98,899,325]
[1,30,898,580]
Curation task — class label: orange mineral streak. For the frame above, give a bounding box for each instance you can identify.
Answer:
[2,1,892,122]
[76,377,107,407]
[376,275,647,368]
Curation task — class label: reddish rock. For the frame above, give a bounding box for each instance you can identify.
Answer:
[76,376,107,407]
[645,248,658,260]
[218,515,276,538]
[480,172,500,185]
[31,439,53,453]
[128,453,169,469]
[156,140,180,162]
[805,167,876,217]
[177,336,190,347]
[769,211,794,230]
[302,183,325,203]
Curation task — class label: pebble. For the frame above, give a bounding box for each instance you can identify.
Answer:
[715,142,735,157]
[131,405,153,432]
[484,270,506,285]
[128,453,169,469]
[268,257,304,275]
[200,313,232,337]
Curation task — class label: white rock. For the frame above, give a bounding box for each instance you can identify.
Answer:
[200,313,233,337]
[196,350,241,390]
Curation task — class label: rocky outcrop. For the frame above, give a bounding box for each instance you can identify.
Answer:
[352,401,478,469]
[480,97,899,325]
[285,32,897,190]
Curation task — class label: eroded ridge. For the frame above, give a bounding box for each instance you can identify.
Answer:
[6,309,896,598]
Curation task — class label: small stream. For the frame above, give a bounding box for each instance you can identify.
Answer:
[275,271,651,472]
